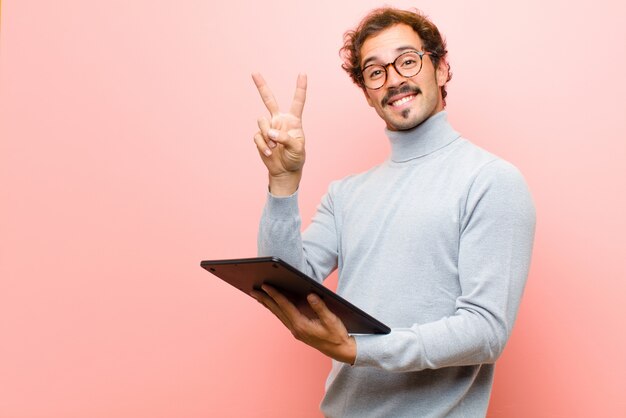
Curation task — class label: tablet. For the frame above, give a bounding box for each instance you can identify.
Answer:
[200,256,390,334]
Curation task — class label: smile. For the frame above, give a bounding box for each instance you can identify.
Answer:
[390,95,416,107]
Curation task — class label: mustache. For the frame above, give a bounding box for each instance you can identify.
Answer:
[381,85,421,107]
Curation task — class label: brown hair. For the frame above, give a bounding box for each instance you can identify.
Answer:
[340,7,452,105]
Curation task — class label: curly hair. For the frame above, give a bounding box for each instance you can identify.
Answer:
[340,7,452,106]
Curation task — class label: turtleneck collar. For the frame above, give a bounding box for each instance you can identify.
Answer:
[385,111,461,163]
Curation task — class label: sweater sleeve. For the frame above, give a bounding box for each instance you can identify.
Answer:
[258,188,339,284]
[353,160,536,371]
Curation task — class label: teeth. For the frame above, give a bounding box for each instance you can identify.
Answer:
[391,95,415,107]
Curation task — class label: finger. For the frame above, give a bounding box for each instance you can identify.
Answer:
[257,117,276,149]
[254,132,273,157]
[251,290,294,329]
[307,294,341,328]
[252,73,280,116]
[270,114,283,131]
[289,73,307,118]
[262,284,304,320]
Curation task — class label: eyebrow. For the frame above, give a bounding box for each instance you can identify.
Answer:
[361,45,421,68]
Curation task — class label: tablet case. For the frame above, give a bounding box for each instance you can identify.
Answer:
[200,256,390,334]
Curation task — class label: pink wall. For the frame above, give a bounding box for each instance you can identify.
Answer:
[1,1,625,417]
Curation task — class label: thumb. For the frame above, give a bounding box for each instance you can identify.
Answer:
[268,128,298,149]
[307,294,337,325]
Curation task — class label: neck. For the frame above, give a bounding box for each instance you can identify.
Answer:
[385,111,460,163]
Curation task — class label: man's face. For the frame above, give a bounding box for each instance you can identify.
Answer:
[360,24,448,131]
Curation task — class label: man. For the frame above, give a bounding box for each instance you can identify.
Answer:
[250,7,535,417]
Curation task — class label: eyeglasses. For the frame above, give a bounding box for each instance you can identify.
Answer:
[361,50,433,90]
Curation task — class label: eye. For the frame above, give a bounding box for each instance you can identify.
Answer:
[399,57,418,68]
[365,67,385,80]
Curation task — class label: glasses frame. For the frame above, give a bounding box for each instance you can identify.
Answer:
[361,50,433,90]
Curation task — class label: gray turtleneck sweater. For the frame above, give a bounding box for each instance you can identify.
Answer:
[258,111,536,417]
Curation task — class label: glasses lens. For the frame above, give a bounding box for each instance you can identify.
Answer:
[361,51,425,89]
[394,52,422,77]
[363,65,386,89]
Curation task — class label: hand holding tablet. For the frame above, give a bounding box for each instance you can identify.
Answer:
[200,256,390,335]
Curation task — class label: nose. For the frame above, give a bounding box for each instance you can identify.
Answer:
[384,63,406,88]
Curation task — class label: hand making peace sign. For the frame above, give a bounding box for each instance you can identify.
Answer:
[252,73,307,196]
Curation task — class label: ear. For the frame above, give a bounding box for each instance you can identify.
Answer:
[363,87,375,107]
[436,59,449,87]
